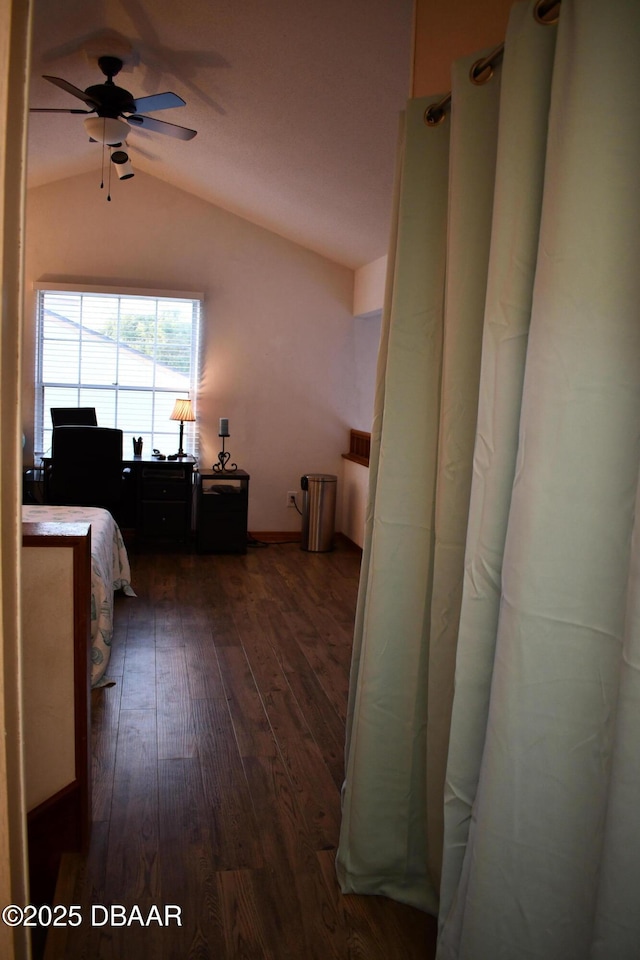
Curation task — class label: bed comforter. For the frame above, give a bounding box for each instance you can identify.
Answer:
[22,505,135,685]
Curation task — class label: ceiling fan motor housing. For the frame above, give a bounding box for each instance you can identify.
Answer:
[85,56,136,116]
[85,82,136,117]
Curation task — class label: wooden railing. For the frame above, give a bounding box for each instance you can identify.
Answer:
[342,429,371,467]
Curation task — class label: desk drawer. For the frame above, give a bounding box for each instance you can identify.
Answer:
[142,466,188,482]
[143,480,188,501]
[141,501,188,537]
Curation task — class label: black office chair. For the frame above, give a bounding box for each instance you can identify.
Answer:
[46,425,132,524]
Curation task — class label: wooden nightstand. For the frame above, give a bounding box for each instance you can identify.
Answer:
[196,470,249,553]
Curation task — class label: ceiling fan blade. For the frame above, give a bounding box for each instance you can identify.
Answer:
[42,75,99,109]
[126,114,197,141]
[130,92,186,114]
[30,107,94,114]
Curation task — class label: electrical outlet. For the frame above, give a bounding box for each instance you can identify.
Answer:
[287,490,297,508]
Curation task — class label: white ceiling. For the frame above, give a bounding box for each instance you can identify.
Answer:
[27,0,413,269]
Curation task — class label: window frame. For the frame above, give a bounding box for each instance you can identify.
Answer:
[33,282,203,459]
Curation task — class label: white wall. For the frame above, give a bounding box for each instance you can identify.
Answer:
[352,313,382,433]
[341,459,370,548]
[2,1,32,954]
[22,543,76,811]
[23,169,372,533]
[353,254,387,318]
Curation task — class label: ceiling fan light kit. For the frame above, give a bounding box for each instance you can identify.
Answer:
[109,148,134,180]
[31,52,197,200]
[83,115,129,145]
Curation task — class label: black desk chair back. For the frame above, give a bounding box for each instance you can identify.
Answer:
[47,425,130,523]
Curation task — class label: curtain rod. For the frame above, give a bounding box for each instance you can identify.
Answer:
[424,0,561,127]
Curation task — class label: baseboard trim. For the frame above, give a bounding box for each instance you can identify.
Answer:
[335,532,363,553]
[248,531,362,553]
[249,531,301,543]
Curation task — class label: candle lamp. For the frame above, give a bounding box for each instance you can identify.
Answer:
[213,418,237,473]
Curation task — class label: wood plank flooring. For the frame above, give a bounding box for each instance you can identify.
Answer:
[43,540,437,960]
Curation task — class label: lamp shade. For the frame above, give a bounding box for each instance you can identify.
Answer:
[84,116,130,145]
[170,398,195,422]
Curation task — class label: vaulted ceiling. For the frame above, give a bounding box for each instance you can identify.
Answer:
[27,0,413,269]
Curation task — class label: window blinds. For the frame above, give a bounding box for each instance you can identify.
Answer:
[35,289,201,458]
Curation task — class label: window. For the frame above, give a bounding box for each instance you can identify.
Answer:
[34,286,202,458]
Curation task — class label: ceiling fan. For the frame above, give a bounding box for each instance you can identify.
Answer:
[30,54,197,144]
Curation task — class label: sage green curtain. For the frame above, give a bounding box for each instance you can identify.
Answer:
[338,1,640,956]
[439,1,640,956]
[336,95,449,913]
[438,0,558,938]
[336,47,503,909]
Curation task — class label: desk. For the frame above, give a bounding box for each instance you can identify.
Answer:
[39,455,196,542]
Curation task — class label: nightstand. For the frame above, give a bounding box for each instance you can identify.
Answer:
[196,470,249,553]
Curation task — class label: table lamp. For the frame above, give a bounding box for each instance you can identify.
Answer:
[170,398,195,458]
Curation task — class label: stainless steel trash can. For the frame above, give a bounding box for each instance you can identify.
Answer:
[300,474,337,552]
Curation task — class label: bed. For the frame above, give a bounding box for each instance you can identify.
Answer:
[22,505,135,686]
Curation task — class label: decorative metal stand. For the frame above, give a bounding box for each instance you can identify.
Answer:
[212,434,237,473]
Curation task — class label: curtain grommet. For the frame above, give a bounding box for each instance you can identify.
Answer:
[534,0,560,25]
[424,105,445,127]
[470,58,494,86]
[424,93,451,126]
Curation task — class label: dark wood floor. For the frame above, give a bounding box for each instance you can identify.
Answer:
[44,539,437,959]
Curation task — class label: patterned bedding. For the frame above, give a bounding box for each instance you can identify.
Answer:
[22,505,135,686]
